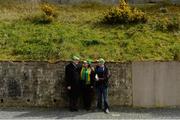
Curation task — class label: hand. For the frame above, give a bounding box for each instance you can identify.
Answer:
[67,86,71,90]
[95,74,99,81]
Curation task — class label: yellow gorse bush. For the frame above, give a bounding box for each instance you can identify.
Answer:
[28,3,59,24]
[41,4,55,16]
[102,0,147,24]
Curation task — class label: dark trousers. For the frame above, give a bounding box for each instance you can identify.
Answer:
[82,85,93,110]
[68,89,79,110]
[96,85,109,110]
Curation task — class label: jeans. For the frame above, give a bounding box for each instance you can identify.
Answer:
[96,85,109,110]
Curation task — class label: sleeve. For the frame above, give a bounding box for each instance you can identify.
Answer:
[65,65,72,87]
[90,67,95,86]
[77,63,82,73]
[94,67,98,81]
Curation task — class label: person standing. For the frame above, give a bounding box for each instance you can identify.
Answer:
[95,58,111,113]
[80,60,95,111]
[65,56,81,112]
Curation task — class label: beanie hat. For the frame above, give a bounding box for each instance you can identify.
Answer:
[99,58,105,64]
[72,55,80,61]
[87,59,92,65]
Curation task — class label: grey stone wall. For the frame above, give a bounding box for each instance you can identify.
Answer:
[106,62,132,106]
[0,61,132,107]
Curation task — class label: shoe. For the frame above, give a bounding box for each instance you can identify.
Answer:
[85,107,90,111]
[105,108,110,114]
[74,108,78,111]
[70,108,78,112]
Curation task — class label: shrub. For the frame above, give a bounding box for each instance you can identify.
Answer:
[40,3,58,18]
[27,3,58,24]
[155,17,180,32]
[102,0,147,24]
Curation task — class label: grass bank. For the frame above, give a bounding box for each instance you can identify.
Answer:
[0,1,180,62]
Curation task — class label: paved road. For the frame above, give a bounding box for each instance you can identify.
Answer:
[0,107,180,119]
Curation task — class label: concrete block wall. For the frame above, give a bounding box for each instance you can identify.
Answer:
[132,61,180,107]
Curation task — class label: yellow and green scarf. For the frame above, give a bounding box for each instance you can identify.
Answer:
[80,67,91,85]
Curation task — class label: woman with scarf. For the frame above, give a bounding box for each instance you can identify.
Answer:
[80,60,95,111]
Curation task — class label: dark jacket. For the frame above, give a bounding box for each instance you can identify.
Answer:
[95,65,111,87]
[65,62,81,91]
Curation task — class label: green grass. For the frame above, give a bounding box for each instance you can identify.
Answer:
[0,1,180,62]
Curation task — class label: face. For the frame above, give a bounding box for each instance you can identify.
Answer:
[83,63,88,67]
[73,60,79,65]
[99,62,104,67]
[95,61,99,66]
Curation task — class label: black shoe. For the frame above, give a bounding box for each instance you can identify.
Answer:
[85,108,90,111]
[70,109,74,112]
[74,108,78,111]
[70,108,78,112]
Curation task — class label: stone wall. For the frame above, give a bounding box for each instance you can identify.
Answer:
[0,61,132,107]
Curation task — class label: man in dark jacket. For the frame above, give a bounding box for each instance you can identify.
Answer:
[95,58,111,113]
[65,56,81,111]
